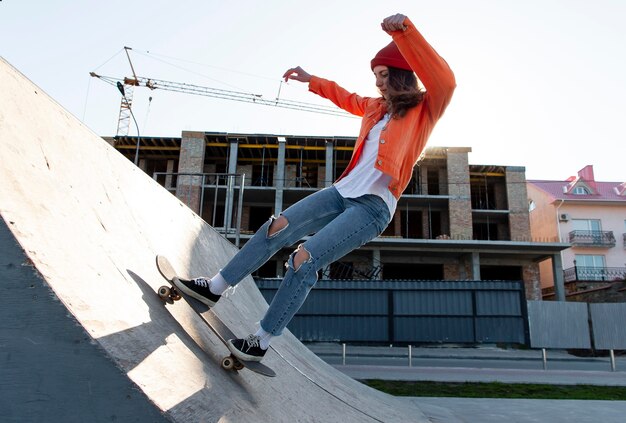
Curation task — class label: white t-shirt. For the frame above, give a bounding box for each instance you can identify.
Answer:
[334,113,397,218]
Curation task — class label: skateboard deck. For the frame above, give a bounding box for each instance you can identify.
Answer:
[155,255,275,377]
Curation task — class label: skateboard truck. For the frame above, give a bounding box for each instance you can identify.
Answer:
[157,285,181,303]
[155,255,275,377]
[156,282,246,372]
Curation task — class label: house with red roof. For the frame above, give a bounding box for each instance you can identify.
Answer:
[527,165,626,301]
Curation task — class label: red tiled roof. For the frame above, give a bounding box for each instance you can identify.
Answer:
[528,180,626,202]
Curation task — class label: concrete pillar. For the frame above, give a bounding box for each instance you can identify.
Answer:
[471,252,481,280]
[224,139,239,231]
[274,137,286,215]
[421,207,430,239]
[325,140,334,187]
[165,159,175,190]
[552,253,566,301]
[420,166,428,195]
[176,131,205,213]
[227,140,238,174]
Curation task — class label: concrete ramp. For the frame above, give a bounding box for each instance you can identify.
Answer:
[0,57,431,422]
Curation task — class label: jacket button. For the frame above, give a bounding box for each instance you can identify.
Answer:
[377,160,382,165]
[380,139,386,144]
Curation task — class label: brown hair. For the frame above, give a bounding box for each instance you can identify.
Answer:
[386,67,424,118]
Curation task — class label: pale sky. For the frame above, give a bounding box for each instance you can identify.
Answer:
[2,0,625,182]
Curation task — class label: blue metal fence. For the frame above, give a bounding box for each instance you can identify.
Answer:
[256,279,528,345]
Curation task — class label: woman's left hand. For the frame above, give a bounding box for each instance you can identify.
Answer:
[381,13,407,32]
[283,66,312,83]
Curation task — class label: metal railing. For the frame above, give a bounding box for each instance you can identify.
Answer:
[245,176,331,189]
[320,261,382,280]
[564,266,626,282]
[568,230,616,247]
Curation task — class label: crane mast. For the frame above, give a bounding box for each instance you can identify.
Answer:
[113,47,140,136]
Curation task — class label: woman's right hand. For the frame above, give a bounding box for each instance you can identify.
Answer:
[381,13,407,32]
[283,66,312,83]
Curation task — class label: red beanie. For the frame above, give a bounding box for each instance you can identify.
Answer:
[371,42,411,71]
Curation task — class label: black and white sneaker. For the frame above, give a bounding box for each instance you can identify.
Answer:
[172,277,221,307]
[227,335,267,362]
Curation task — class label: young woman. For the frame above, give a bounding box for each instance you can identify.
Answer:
[174,13,455,362]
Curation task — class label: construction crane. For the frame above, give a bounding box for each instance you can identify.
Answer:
[90,47,354,136]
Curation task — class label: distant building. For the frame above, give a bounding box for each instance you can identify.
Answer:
[527,165,626,301]
[108,131,567,300]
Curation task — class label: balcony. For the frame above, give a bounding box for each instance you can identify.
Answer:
[568,230,616,248]
[564,266,626,282]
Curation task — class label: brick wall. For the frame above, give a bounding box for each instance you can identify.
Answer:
[443,262,461,279]
[177,131,205,213]
[506,167,531,241]
[240,206,251,232]
[236,164,253,186]
[446,150,472,239]
[285,165,297,186]
[523,263,541,300]
[317,165,326,188]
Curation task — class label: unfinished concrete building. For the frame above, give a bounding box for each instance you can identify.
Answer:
[108,131,567,300]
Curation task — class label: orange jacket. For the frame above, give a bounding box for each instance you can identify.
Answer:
[308,17,456,200]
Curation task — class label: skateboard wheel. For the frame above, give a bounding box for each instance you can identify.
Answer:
[233,360,244,371]
[222,356,235,370]
[158,286,171,299]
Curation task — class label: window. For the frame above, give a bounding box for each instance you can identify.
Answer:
[572,219,601,232]
[575,254,605,267]
[574,254,606,281]
[570,219,615,246]
[573,186,590,195]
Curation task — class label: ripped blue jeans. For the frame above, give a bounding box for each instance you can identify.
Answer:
[219,186,391,336]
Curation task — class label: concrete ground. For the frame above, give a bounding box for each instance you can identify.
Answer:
[409,396,626,423]
[306,343,626,423]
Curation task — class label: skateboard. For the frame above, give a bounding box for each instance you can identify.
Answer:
[155,255,275,377]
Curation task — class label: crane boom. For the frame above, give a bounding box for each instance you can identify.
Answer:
[89,72,355,120]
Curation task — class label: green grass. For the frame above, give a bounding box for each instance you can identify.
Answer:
[363,380,626,400]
